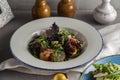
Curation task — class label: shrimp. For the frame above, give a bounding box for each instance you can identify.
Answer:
[39,49,55,61]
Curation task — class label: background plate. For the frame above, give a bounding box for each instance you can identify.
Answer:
[81,55,120,80]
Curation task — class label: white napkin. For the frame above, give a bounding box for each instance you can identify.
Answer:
[0,23,120,80]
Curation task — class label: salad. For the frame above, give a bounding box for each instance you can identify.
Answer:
[28,23,85,62]
[92,62,120,80]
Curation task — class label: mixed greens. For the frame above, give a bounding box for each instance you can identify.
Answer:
[92,62,120,80]
[28,23,84,62]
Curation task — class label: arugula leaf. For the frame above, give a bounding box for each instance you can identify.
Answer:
[53,49,64,62]
[58,30,74,45]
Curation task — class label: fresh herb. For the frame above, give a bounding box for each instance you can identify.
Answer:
[30,35,49,49]
[53,49,63,62]
[93,62,120,80]
[58,30,74,45]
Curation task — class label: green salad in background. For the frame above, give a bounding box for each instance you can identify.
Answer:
[92,62,120,80]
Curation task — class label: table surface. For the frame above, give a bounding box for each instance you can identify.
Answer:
[0,10,120,80]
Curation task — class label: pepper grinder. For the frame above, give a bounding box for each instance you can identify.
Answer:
[57,0,76,18]
[93,0,117,24]
[32,0,51,19]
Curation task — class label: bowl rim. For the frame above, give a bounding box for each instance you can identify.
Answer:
[10,17,104,71]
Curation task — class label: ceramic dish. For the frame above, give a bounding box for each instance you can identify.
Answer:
[10,17,103,71]
[80,55,120,80]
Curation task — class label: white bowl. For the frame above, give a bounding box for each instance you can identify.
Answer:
[10,17,103,71]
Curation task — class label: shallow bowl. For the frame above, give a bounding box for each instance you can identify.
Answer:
[10,17,103,71]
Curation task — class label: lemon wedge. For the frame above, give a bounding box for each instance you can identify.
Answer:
[52,73,68,80]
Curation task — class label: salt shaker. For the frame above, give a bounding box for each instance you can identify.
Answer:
[93,0,117,24]
[57,0,76,18]
[32,0,51,19]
